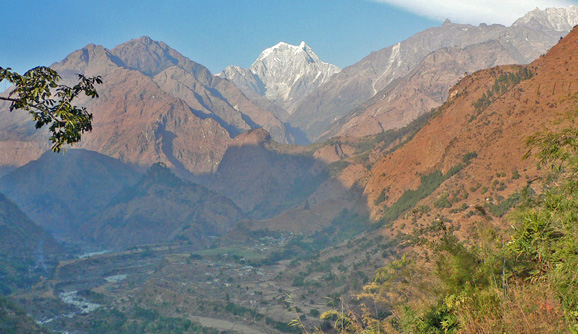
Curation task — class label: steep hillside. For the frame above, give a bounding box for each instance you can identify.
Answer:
[363,26,578,232]
[219,41,340,119]
[0,149,139,240]
[0,193,63,294]
[0,296,48,334]
[84,163,245,250]
[289,7,576,142]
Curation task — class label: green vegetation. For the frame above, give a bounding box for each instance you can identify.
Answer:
[376,152,477,228]
[511,169,521,179]
[327,160,350,176]
[55,306,222,334]
[461,152,478,164]
[378,167,464,227]
[0,66,102,152]
[471,67,533,121]
[433,193,452,209]
[0,295,47,334]
[314,121,578,334]
[377,170,445,227]
[486,191,523,217]
[374,187,389,206]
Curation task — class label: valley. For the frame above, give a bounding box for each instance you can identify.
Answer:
[13,226,391,334]
[1,5,578,334]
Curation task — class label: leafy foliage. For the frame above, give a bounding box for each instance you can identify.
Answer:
[0,66,102,152]
[508,125,578,327]
[486,191,522,217]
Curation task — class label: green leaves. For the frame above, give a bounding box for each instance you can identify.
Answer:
[509,123,578,326]
[0,66,102,152]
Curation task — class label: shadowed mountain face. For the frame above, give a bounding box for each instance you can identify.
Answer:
[209,129,329,219]
[207,128,365,238]
[289,7,577,142]
[0,193,63,294]
[0,149,140,240]
[82,163,245,250]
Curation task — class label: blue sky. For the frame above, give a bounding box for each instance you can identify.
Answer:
[1,0,576,75]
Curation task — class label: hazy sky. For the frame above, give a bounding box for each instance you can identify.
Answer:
[1,0,576,75]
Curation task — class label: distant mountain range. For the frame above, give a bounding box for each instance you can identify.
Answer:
[290,5,578,142]
[0,5,577,254]
[0,36,293,177]
[1,7,576,175]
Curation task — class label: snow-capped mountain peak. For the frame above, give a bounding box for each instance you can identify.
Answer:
[256,41,316,62]
[220,41,340,116]
[513,5,578,31]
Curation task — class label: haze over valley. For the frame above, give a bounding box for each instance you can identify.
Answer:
[2,4,578,333]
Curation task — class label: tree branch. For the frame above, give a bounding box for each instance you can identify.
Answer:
[0,96,18,103]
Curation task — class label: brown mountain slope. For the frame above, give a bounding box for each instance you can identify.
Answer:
[110,37,291,144]
[153,65,290,142]
[364,26,578,226]
[0,37,291,175]
[75,55,231,175]
[0,43,233,175]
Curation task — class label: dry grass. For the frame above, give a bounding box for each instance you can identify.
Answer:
[457,283,570,334]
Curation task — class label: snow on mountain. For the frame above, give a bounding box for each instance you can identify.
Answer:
[219,41,340,119]
[513,5,578,31]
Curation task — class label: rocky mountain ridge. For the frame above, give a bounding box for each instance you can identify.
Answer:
[0,37,292,176]
[513,5,578,31]
[289,6,577,142]
[319,39,523,139]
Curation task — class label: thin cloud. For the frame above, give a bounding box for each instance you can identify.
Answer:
[371,0,576,25]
